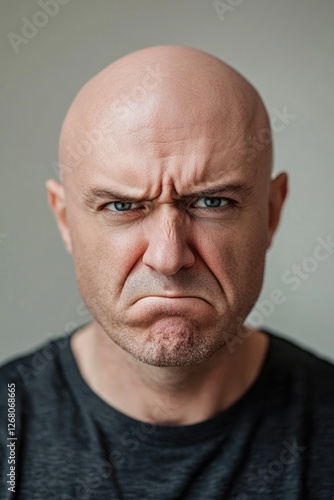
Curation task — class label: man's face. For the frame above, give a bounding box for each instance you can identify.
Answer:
[59,92,273,367]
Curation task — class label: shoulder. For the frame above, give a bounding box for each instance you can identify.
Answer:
[0,334,73,416]
[265,328,334,372]
[263,328,334,406]
[1,335,70,382]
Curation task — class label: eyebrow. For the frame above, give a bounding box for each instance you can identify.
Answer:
[180,183,254,202]
[82,183,254,205]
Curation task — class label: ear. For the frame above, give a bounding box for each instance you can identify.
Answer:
[267,172,288,249]
[45,179,73,254]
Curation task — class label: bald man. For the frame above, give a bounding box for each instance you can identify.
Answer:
[1,46,334,499]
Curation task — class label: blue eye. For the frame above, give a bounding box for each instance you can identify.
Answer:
[195,197,228,208]
[108,202,133,212]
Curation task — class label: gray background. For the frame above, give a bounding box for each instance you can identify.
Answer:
[1,0,333,363]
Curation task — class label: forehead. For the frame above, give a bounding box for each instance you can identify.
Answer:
[65,92,259,196]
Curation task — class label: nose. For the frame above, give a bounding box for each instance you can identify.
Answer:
[142,208,195,276]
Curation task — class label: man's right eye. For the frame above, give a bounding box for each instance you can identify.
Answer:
[105,202,134,212]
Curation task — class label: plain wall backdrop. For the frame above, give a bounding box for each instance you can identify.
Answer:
[1,0,333,363]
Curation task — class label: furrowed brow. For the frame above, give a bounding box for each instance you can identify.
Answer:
[82,188,148,205]
[180,183,254,202]
[82,183,254,205]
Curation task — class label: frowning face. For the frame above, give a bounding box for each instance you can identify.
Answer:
[48,52,286,367]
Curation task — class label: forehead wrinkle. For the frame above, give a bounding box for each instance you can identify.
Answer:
[59,45,272,192]
[81,179,255,212]
[86,136,252,204]
[116,117,239,164]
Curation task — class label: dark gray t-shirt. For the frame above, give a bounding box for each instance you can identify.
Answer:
[1,327,334,500]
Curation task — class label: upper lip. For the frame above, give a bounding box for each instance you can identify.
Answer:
[145,293,198,298]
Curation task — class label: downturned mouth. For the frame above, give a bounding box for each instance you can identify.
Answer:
[133,295,211,305]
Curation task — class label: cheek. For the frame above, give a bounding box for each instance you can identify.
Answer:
[193,216,268,295]
[70,218,145,294]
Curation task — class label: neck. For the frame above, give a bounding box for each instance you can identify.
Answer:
[71,321,269,425]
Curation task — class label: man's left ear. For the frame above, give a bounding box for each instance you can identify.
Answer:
[267,172,288,249]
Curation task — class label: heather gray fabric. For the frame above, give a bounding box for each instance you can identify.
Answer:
[1,327,334,499]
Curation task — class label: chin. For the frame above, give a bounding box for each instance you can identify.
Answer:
[123,317,227,367]
[132,342,223,367]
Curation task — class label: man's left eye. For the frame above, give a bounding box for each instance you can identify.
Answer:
[193,197,229,208]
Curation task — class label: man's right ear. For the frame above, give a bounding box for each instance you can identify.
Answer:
[45,179,73,254]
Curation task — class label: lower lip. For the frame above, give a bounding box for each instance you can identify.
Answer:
[134,296,210,309]
[138,296,206,302]
[130,296,212,322]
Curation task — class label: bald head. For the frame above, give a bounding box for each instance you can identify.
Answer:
[48,45,287,368]
[58,45,272,185]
